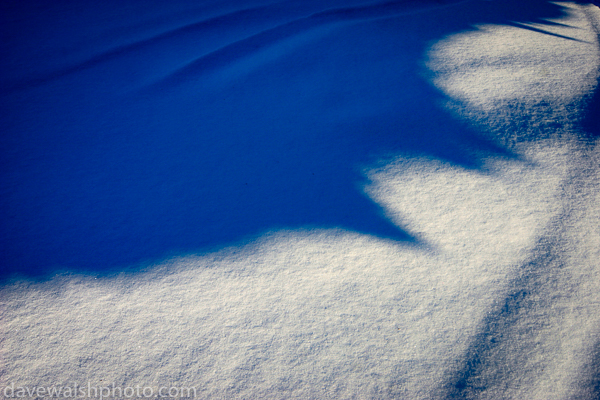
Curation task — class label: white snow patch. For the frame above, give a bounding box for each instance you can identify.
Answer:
[2,2,600,399]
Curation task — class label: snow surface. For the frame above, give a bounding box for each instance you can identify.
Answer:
[1,0,599,399]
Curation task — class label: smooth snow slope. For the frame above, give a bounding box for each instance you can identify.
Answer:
[1,0,600,399]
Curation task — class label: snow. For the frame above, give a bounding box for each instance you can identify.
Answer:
[1,0,599,399]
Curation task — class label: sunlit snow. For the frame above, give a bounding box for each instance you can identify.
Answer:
[1,0,599,399]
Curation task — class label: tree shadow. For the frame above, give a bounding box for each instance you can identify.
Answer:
[435,2,600,397]
[0,0,593,281]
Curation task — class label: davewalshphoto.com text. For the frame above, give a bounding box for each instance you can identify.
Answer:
[2,383,197,399]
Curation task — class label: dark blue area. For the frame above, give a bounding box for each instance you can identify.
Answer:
[0,0,594,280]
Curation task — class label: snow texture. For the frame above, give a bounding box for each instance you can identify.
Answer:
[1,0,599,399]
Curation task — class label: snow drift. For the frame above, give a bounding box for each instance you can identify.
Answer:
[1,0,599,398]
